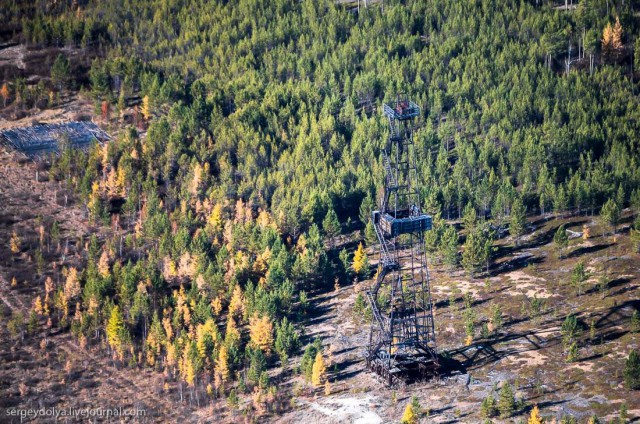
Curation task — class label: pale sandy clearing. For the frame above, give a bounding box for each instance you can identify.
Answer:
[504,271,555,298]
[503,349,548,367]
[301,395,383,424]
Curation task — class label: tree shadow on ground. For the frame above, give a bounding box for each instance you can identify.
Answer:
[584,276,631,296]
[488,254,544,277]
[442,325,562,371]
[596,299,640,329]
[332,367,363,382]
[566,243,613,258]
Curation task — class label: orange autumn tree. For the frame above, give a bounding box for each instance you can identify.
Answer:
[0,83,9,107]
[602,17,623,61]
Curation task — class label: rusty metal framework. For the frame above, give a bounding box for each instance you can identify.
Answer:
[365,95,438,385]
[0,122,110,160]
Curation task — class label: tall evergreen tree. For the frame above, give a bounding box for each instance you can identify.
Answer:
[600,198,620,236]
[322,207,340,248]
[510,198,526,247]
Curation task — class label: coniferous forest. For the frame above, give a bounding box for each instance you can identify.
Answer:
[1,0,640,422]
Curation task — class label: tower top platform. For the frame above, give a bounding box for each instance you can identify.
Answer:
[383,96,420,121]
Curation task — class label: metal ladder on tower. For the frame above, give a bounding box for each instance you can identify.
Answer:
[382,151,397,190]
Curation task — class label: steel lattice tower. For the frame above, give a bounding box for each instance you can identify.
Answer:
[365,95,438,385]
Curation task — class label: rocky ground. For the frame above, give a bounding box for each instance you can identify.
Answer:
[274,215,640,423]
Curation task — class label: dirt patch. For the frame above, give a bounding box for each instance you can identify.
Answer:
[503,271,555,298]
[297,395,383,424]
[503,349,548,367]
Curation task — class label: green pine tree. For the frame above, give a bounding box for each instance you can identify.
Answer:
[510,198,526,247]
[497,382,516,418]
[553,225,569,258]
[322,207,340,248]
[440,226,459,268]
[623,350,640,390]
[600,198,621,236]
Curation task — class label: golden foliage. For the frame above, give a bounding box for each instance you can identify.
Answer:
[104,167,124,198]
[181,344,196,387]
[98,250,110,277]
[207,204,223,236]
[211,296,223,316]
[252,387,266,416]
[249,313,274,353]
[64,267,81,300]
[196,319,218,359]
[311,352,326,387]
[602,17,624,58]
[225,316,240,342]
[44,276,54,294]
[324,380,331,396]
[141,95,152,120]
[253,247,271,274]
[10,231,21,254]
[228,285,245,320]
[527,405,543,424]
[612,17,623,50]
[106,306,125,359]
[234,198,245,223]
[352,242,368,275]
[191,163,203,197]
[216,344,230,382]
[162,257,177,281]
[161,315,173,344]
[166,343,177,368]
[178,252,197,279]
[256,209,274,229]
[401,402,417,424]
[33,296,43,315]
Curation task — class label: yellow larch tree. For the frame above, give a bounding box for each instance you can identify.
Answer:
[97,250,110,278]
[216,344,230,382]
[211,296,223,316]
[190,162,203,197]
[602,22,614,53]
[206,204,223,236]
[528,405,543,424]
[612,16,623,50]
[249,312,274,354]
[33,296,44,315]
[141,95,152,120]
[196,318,218,360]
[106,305,126,360]
[225,315,240,343]
[234,198,245,223]
[64,267,81,300]
[256,209,272,229]
[311,351,326,388]
[401,402,417,424]
[10,231,21,254]
[228,285,245,320]
[181,344,196,387]
[602,17,624,60]
[352,242,369,275]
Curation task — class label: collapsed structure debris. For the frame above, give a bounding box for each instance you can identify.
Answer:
[0,121,110,160]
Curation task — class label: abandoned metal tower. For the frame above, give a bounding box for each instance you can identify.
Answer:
[365,95,439,385]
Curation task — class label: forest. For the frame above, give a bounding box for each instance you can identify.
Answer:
[1,0,640,422]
